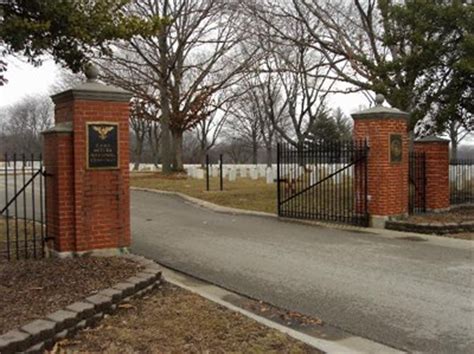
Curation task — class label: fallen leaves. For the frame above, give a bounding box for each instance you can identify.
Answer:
[63,283,321,353]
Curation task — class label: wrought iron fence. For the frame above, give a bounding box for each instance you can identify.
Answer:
[409,152,426,214]
[450,159,474,205]
[0,153,47,260]
[277,140,369,227]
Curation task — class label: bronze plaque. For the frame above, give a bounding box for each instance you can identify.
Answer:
[87,122,119,169]
[390,134,403,163]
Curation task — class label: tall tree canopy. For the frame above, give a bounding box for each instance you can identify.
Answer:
[248,0,473,131]
[0,0,163,84]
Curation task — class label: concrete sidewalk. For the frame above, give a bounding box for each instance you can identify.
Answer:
[131,190,474,353]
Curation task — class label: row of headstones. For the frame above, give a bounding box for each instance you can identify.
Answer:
[449,166,474,189]
[186,164,356,185]
[129,163,473,188]
[0,161,42,169]
[187,165,277,184]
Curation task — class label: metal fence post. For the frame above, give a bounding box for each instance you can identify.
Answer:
[206,154,210,191]
[276,143,281,216]
[219,154,223,191]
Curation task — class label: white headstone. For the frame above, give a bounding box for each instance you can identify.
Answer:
[310,170,318,185]
[250,167,258,180]
[266,167,273,184]
[240,167,247,178]
[196,168,204,179]
[229,168,236,181]
[187,166,195,178]
[298,166,305,178]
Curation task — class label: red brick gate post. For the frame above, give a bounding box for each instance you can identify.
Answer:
[43,65,132,257]
[351,94,409,228]
[414,136,450,211]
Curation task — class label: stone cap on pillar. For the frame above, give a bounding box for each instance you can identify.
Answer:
[351,94,409,120]
[42,121,73,135]
[415,136,450,144]
[51,64,132,104]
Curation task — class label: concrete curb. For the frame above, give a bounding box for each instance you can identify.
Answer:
[161,265,405,354]
[0,255,162,354]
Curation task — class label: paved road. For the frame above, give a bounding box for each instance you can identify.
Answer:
[130,190,474,353]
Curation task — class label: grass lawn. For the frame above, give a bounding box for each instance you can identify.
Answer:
[131,172,278,214]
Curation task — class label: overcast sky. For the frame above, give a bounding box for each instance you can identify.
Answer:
[1,56,472,145]
[0,56,368,112]
[0,57,60,107]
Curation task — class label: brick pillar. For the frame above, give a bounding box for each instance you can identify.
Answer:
[414,136,450,211]
[42,65,132,256]
[351,94,409,228]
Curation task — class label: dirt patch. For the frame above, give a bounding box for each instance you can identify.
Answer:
[406,207,474,224]
[58,282,320,353]
[438,232,474,240]
[400,207,474,240]
[0,256,142,335]
[240,298,323,328]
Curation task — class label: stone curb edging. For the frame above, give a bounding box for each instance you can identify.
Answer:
[0,254,162,354]
[385,220,474,235]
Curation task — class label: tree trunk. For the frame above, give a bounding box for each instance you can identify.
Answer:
[200,139,208,168]
[172,131,184,172]
[265,145,272,167]
[149,124,160,167]
[160,122,172,173]
[158,18,172,174]
[133,137,144,171]
[252,133,258,165]
[450,137,458,160]
[449,122,458,160]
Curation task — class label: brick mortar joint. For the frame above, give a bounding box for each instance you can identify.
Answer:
[0,255,161,354]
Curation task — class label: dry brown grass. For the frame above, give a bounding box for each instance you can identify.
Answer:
[59,282,320,353]
[0,217,44,260]
[131,172,278,214]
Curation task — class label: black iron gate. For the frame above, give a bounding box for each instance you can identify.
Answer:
[1,154,48,260]
[277,140,369,227]
[408,151,426,214]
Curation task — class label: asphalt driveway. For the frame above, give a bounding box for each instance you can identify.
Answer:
[131,190,474,353]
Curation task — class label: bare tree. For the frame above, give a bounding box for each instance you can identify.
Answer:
[226,94,262,164]
[247,0,469,133]
[195,106,228,167]
[228,73,289,166]
[218,137,253,164]
[262,19,337,148]
[147,119,161,166]
[98,0,257,172]
[129,99,158,170]
[2,95,53,154]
